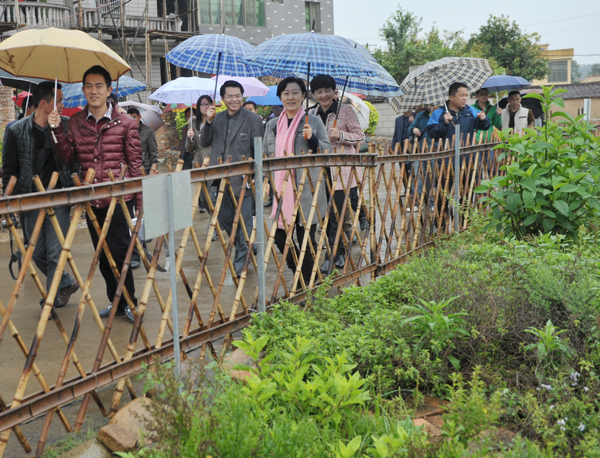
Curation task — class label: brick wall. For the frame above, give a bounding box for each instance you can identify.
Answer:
[0,86,15,131]
[155,111,181,156]
[373,102,399,137]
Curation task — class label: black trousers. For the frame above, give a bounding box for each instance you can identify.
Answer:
[325,188,348,258]
[86,199,137,309]
[274,223,317,284]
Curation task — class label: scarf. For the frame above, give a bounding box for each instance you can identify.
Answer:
[271,108,305,229]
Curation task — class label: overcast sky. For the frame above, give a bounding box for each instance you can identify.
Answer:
[333,0,600,66]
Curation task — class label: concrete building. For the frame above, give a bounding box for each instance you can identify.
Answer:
[532,45,574,86]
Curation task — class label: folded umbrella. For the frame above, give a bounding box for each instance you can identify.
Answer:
[390,57,492,113]
[62,75,146,108]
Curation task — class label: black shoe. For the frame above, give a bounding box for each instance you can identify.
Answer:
[123,306,135,324]
[234,269,242,279]
[199,205,207,213]
[56,276,79,308]
[359,216,368,231]
[253,245,257,256]
[320,258,331,274]
[334,254,345,270]
[264,199,273,207]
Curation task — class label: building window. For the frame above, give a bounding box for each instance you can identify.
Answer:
[200,0,265,27]
[548,60,568,83]
[305,2,320,32]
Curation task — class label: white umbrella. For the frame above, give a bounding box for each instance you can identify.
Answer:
[339,93,370,131]
[149,76,219,105]
[118,101,165,132]
[210,75,269,98]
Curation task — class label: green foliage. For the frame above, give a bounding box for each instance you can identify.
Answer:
[364,100,379,136]
[467,15,549,81]
[373,8,498,84]
[476,86,600,239]
[524,320,574,378]
[174,110,187,140]
[256,104,272,120]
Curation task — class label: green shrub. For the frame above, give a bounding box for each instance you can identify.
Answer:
[476,86,600,239]
[364,100,379,136]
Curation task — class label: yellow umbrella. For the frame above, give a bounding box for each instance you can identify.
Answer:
[0,27,130,83]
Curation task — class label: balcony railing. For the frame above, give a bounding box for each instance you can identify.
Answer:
[0,2,180,32]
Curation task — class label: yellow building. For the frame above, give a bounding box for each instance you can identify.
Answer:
[532,45,574,85]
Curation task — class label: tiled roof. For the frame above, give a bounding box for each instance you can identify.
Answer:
[527,82,600,99]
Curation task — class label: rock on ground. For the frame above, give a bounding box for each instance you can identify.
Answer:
[97,397,156,453]
[58,439,112,458]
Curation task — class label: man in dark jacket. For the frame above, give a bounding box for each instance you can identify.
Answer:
[391,110,414,153]
[426,82,490,142]
[49,65,143,323]
[2,81,80,308]
[200,80,264,277]
[127,107,158,175]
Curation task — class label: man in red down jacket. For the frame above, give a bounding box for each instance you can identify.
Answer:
[49,65,143,324]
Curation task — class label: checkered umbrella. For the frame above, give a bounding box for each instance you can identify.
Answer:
[61,75,146,108]
[165,34,261,77]
[240,32,384,79]
[389,57,492,113]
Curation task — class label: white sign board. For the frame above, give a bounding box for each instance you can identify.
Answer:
[143,171,193,239]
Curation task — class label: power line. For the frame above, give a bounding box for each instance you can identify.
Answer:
[524,12,600,27]
[542,26,600,35]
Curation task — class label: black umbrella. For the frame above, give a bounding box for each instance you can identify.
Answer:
[0,69,43,91]
[498,96,543,118]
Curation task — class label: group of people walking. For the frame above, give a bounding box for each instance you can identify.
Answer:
[1,64,369,324]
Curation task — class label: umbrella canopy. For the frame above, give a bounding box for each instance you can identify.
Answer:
[307,91,370,131]
[165,34,260,77]
[62,75,147,108]
[118,100,163,114]
[163,103,195,112]
[390,57,493,113]
[0,27,130,82]
[498,94,543,118]
[246,85,281,106]
[240,32,384,78]
[481,75,530,93]
[119,101,165,131]
[12,91,31,107]
[0,69,43,91]
[149,77,218,105]
[210,75,269,98]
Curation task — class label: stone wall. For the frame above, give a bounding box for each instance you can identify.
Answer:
[372,102,398,137]
[0,86,15,132]
[155,111,181,156]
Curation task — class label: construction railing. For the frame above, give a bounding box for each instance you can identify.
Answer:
[0,133,504,456]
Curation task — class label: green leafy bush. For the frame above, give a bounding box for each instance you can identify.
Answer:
[364,100,379,136]
[476,86,600,239]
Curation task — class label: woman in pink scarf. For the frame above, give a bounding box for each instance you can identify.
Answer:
[262,77,331,286]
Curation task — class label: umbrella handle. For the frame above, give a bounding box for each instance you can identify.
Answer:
[303,115,310,141]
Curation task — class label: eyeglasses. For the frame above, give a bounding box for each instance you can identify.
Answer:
[223,94,243,100]
[199,103,211,107]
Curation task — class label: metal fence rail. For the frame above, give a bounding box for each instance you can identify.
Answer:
[0,134,504,456]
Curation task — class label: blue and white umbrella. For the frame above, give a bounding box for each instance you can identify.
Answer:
[61,75,146,108]
[240,32,384,79]
[165,34,261,102]
[246,86,281,106]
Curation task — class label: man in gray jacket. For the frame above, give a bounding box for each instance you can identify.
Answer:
[127,108,158,174]
[197,80,264,277]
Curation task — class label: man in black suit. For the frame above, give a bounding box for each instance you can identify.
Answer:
[200,80,264,277]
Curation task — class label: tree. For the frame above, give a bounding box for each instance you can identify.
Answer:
[571,60,581,83]
[373,8,484,84]
[467,15,549,81]
[590,63,600,76]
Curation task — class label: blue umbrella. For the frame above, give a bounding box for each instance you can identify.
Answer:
[61,75,146,108]
[240,32,383,79]
[481,75,530,92]
[166,34,262,101]
[246,86,281,106]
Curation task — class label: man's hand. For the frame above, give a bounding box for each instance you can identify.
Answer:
[264,182,270,196]
[477,110,486,121]
[412,128,422,137]
[496,107,503,116]
[329,127,340,140]
[302,123,313,141]
[206,105,216,121]
[187,127,195,140]
[443,111,453,125]
[48,110,60,128]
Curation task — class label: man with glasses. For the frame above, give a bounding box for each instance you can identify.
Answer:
[201,80,264,277]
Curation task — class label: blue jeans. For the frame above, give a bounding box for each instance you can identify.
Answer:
[22,206,72,294]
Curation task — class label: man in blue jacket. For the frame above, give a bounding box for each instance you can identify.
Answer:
[391,110,414,154]
[426,82,490,143]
